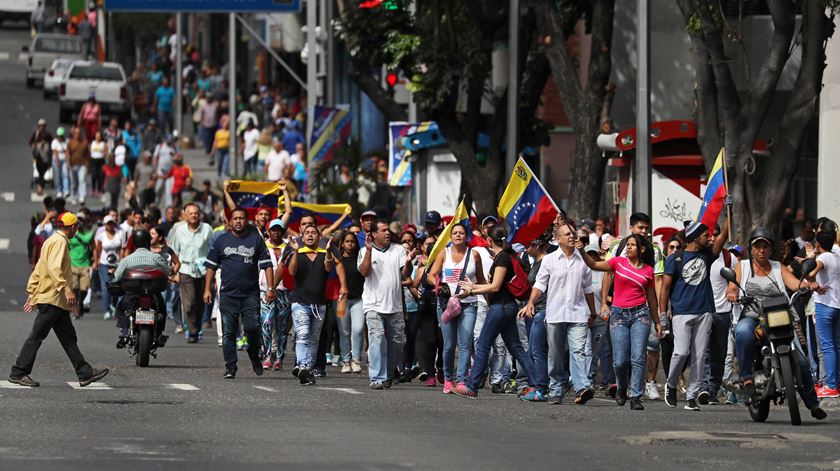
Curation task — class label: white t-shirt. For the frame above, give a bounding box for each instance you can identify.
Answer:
[114,145,126,166]
[51,138,67,161]
[243,128,260,160]
[358,244,408,314]
[475,247,494,306]
[815,251,840,309]
[96,229,124,265]
[90,140,106,160]
[265,149,290,181]
[710,252,738,313]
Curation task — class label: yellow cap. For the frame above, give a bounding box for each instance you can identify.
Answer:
[58,212,79,227]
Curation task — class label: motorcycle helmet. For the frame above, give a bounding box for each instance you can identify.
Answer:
[132,229,152,250]
[747,226,775,279]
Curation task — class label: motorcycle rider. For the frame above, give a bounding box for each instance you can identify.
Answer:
[113,229,173,348]
[725,227,827,420]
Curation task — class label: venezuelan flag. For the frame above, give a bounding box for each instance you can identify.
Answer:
[497,158,559,245]
[427,198,472,264]
[285,202,352,233]
[697,148,728,228]
[226,180,282,220]
[308,106,352,165]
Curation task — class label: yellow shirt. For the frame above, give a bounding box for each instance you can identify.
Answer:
[27,231,73,311]
[214,129,230,150]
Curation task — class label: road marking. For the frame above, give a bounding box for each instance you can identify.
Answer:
[316,387,363,395]
[166,383,199,391]
[31,192,46,203]
[18,53,27,62]
[0,382,31,389]
[253,386,278,392]
[0,239,9,250]
[1,192,14,202]
[68,382,112,390]
[0,52,8,61]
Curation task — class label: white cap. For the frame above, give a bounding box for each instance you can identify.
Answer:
[103,215,116,224]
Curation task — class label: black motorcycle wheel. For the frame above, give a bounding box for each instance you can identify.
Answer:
[748,398,770,422]
[780,355,801,426]
[136,326,153,367]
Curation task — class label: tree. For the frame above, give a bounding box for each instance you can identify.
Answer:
[530,0,616,220]
[676,0,836,241]
[337,0,551,213]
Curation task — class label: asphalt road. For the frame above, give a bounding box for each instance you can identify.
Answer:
[1,25,839,471]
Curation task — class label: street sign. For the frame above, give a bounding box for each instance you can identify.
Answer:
[104,0,301,12]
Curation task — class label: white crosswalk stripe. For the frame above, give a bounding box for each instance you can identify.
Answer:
[0,192,14,202]
[167,383,199,391]
[253,386,278,392]
[0,52,9,61]
[67,382,112,390]
[0,382,31,389]
[0,239,9,250]
[316,387,363,395]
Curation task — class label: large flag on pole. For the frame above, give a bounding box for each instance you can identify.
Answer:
[497,157,560,245]
[427,197,471,264]
[308,105,351,165]
[697,148,727,228]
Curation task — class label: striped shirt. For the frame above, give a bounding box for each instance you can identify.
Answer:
[606,257,654,308]
[114,248,172,281]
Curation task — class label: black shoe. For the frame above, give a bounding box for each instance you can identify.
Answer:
[491,383,505,394]
[665,383,677,408]
[313,369,326,378]
[811,407,828,420]
[548,395,562,405]
[292,366,300,378]
[684,398,700,411]
[697,390,710,405]
[616,389,628,406]
[156,335,169,348]
[79,368,109,387]
[411,365,421,379]
[299,368,316,385]
[574,387,595,405]
[187,336,198,344]
[630,397,645,410]
[116,336,128,349]
[477,376,486,390]
[224,368,236,379]
[251,357,264,376]
[399,372,412,384]
[707,395,721,405]
[8,375,39,387]
[418,372,429,382]
[383,379,393,389]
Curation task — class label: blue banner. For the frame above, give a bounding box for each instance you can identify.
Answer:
[104,0,301,12]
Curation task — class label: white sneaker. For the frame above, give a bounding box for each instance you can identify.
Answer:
[341,363,351,373]
[645,381,661,400]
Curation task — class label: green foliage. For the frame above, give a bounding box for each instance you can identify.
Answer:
[310,138,380,213]
[686,13,703,35]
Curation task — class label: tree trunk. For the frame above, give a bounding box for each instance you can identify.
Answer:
[568,122,607,219]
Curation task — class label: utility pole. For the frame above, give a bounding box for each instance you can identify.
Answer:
[506,0,519,175]
[306,0,317,153]
[635,0,651,218]
[229,12,238,175]
[175,12,183,138]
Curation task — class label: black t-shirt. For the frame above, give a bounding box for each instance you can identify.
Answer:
[487,251,516,305]
[290,251,328,305]
[341,254,365,299]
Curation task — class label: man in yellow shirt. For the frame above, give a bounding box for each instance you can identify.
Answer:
[9,212,109,388]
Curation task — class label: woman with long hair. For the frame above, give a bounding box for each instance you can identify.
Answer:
[578,233,662,410]
[425,223,485,393]
[451,226,544,401]
[337,230,366,373]
[413,235,443,386]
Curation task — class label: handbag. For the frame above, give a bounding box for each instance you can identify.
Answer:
[441,248,471,324]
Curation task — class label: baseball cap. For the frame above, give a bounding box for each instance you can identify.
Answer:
[424,210,442,224]
[103,215,116,224]
[584,243,600,254]
[481,215,499,226]
[269,218,286,230]
[360,210,377,220]
[37,118,47,126]
[57,212,79,228]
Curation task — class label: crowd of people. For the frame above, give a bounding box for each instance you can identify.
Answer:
[11,185,840,421]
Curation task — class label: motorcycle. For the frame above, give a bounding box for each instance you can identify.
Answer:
[108,265,169,367]
[720,259,815,426]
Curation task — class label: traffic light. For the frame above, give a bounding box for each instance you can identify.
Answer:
[359,0,400,10]
[385,72,398,88]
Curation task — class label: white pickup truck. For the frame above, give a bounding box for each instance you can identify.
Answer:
[25,33,84,88]
[58,61,129,124]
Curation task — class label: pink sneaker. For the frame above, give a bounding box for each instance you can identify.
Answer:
[262,358,273,369]
[272,360,283,371]
[443,379,455,394]
[453,382,477,399]
[425,377,437,387]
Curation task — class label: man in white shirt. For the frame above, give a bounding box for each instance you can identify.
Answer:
[264,138,290,182]
[241,121,261,175]
[358,220,414,389]
[521,224,597,404]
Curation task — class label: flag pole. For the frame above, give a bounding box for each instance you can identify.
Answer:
[720,147,733,241]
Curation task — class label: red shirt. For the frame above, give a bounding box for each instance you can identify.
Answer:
[168,164,192,195]
[102,164,121,178]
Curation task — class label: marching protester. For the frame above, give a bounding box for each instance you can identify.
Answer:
[337,230,366,373]
[806,228,840,398]
[170,203,214,343]
[260,218,292,371]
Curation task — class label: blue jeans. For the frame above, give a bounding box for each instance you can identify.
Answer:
[734,316,760,379]
[53,159,69,197]
[547,322,592,396]
[590,319,615,386]
[260,290,291,362]
[291,303,325,369]
[216,149,230,178]
[219,294,261,369]
[469,302,540,391]
[610,305,651,398]
[366,311,406,383]
[815,303,840,389]
[198,126,215,155]
[474,302,510,385]
[528,309,549,392]
[164,281,181,326]
[244,156,258,175]
[437,301,477,383]
[98,264,114,314]
[338,297,365,362]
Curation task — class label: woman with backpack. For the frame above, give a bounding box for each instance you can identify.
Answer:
[451,226,544,401]
[577,233,662,410]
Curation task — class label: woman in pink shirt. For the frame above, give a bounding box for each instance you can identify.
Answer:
[578,234,662,410]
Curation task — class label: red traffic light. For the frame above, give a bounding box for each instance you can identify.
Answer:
[385,72,398,87]
[359,0,384,8]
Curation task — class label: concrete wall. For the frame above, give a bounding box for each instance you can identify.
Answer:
[818,17,840,223]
